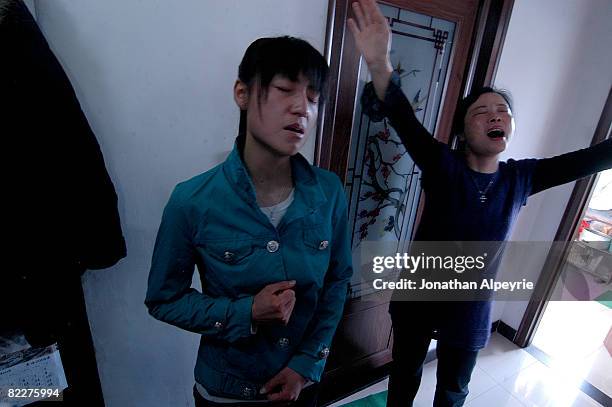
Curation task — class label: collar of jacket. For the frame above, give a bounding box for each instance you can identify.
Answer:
[222,143,328,216]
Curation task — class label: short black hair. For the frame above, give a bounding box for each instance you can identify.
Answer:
[237,36,329,143]
[452,86,513,137]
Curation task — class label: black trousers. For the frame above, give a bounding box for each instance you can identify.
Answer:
[194,383,319,407]
[387,321,479,407]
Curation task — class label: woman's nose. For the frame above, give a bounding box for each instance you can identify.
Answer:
[489,115,501,122]
[291,93,309,117]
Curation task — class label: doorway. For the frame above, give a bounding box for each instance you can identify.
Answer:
[531,168,612,399]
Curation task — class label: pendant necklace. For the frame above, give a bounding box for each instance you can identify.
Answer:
[259,176,293,222]
[469,173,497,203]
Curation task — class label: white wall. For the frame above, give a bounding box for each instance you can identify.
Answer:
[492,0,612,326]
[23,0,35,17]
[25,0,612,402]
[31,0,328,405]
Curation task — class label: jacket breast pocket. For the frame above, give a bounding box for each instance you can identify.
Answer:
[301,226,332,287]
[195,238,264,294]
[303,227,331,252]
[199,239,258,265]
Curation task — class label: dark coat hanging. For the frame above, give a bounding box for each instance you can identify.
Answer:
[1,1,126,404]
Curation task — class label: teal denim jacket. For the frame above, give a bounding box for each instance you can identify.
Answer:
[145,145,353,400]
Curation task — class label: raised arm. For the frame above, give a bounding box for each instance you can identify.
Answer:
[530,138,612,196]
[347,0,393,99]
[348,0,446,172]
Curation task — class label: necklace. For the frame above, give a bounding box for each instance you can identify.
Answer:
[261,189,293,222]
[469,173,497,203]
[258,175,293,222]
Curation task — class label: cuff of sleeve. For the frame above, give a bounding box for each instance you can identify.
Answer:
[225,296,255,342]
[383,71,403,104]
[287,352,326,383]
[361,71,401,122]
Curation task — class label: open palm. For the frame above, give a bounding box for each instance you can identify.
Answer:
[347,0,392,68]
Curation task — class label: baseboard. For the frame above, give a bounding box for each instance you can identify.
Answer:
[493,319,517,342]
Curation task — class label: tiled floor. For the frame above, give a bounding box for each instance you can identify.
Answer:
[532,301,612,399]
[328,333,607,407]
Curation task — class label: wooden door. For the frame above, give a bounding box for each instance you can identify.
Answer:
[315,0,515,398]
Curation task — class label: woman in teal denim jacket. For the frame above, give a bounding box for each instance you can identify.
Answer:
[145,37,353,405]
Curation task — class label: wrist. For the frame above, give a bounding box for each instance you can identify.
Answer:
[367,58,393,75]
[292,369,307,386]
[251,301,260,322]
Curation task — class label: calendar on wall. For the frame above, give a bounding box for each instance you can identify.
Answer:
[0,344,67,406]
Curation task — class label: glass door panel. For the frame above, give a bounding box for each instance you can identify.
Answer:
[345,5,456,298]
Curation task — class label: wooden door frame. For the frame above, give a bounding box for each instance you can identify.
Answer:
[515,88,612,348]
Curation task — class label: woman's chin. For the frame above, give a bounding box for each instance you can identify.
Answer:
[491,139,507,151]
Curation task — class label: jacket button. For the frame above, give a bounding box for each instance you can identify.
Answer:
[319,240,329,250]
[241,385,254,398]
[278,337,290,349]
[223,251,234,262]
[318,347,330,359]
[266,240,279,253]
[214,321,223,330]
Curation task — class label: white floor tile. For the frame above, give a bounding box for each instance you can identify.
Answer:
[465,384,526,407]
[499,361,602,407]
[464,367,498,403]
[567,391,604,407]
[580,346,612,397]
[415,355,498,402]
[532,300,612,401]
[477,333,539,383]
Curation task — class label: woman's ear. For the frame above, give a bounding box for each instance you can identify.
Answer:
[234,80,249,110]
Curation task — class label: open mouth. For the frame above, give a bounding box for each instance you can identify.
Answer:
[487,129,505,139]
[284,124,305,135]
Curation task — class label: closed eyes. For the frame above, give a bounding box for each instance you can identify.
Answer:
[273,84,319,104]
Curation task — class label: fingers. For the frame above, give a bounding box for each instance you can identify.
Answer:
[347,18,360,38]
[252,281,297,324]
[277,290,295,324]
[261,372,283,396]
[353,0,384,28]
[361,0,374,25]
[351,1,367,30]
[266,280,296,294]
[262,373,297,402]
[264,380,298,402]
[284,296,296,325]
[363,0,386,24]
[267,389,296,402]
[262,368,304,402]
[277,288,295,306]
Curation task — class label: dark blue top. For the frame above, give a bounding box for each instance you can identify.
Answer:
[362,74,612,349]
